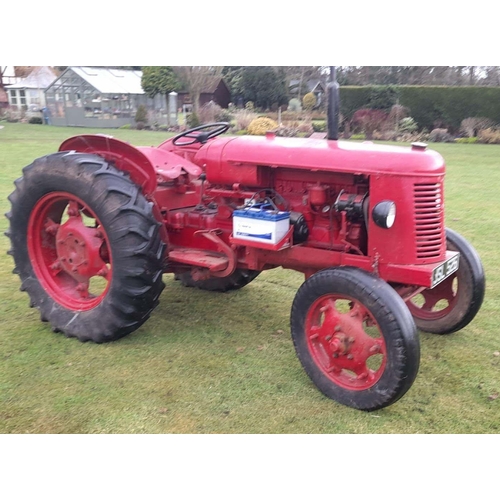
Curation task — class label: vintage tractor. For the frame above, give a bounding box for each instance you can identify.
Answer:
[6,69,485,411]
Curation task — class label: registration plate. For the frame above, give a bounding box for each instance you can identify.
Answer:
[431,253,460,288]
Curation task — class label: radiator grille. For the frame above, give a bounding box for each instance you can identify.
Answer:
[414,182,445,259]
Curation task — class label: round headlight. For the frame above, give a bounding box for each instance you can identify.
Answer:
[372,201,396,229]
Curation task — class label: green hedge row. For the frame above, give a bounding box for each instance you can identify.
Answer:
[339,86,500,131]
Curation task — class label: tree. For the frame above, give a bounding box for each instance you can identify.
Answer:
[222,66,245,105]
[240,67,288,110]
[141,66,180,124]
[174,66,223,116]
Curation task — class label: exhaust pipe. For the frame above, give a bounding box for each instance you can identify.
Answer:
[327,66,340,141]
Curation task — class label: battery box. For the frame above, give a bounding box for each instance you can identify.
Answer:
[232,204,290,245]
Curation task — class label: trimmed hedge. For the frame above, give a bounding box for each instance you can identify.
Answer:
[339,86,500,132]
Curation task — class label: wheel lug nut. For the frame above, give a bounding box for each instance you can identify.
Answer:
[370,345,380,354]
[334,326,341,332]
[325,335,332,341]
[347,354,354,360]
[348,337,355,343]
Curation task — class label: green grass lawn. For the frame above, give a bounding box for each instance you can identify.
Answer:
[1,122,499,433]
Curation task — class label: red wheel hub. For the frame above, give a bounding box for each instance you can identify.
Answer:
[305,295,387,390]
[407,275,458,320]
[28,193,111,310]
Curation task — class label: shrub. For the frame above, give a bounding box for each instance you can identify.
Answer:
[429,128,454,143]
[275,125,298,137]
[232,109,258,132]
[276,120,314,138]
[399,117,418,133]
[478,127,500,144]
[373,130,399,141]
[351,108,389,140]
[199,101,224,124]
[187,112,200,128]
[312,120,327,132]
[29,116,43,124]
[350,133,366,140]
[396,131,430,143]
[135,104,148,124]
[247,117,279,135]
[135,121,145,130]
[455,137,479,144]
[388,104,410,127]
[302,92,316,111]
[216,108,233,123]
[245,101,255,111]
[288,98,302,112]
[119,123,132,129]
[460,117,495,138]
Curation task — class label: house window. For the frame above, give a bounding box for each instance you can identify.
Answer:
[9,89,17,105]
[20,90,26,106]
[29,90,40,105]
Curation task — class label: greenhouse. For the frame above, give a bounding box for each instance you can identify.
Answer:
[44,67,177,127]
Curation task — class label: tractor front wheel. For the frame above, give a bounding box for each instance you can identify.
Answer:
[406,228,485,335]
[291,267,420,411]
[6,152,165,342]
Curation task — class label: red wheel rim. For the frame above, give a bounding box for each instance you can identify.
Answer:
[406,274,458,320]
[27,192,112,311]
[305,294,387,391]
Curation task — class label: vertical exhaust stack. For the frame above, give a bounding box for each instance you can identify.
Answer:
[327,66,340,141]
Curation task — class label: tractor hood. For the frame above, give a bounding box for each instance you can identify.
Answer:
[196,135,445,184]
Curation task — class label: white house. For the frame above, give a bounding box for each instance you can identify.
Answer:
[7,66,58,112]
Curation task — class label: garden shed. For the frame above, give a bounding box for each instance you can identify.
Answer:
[177,76,231,112]
[289,79,326,108]
[44,67,176,127]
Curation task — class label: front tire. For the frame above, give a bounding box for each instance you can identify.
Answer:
[6,152,165,342]
[291,267,420,411]
[407,228,485,334]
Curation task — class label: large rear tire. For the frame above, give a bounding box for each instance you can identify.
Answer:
[291,267,420,411]
[6,152,165,342]
[407,228,485,334]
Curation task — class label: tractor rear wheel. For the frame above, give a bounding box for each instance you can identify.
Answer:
[406,228,485,335]
[291,267,420,411]
[6,152,165,343]
[175,269,261,292]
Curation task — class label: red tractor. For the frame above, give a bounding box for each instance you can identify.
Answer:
[6,69,485,411]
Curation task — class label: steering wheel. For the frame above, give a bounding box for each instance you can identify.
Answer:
[172,122,230,146]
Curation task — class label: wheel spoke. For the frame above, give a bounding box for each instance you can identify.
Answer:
[67,200,82,218]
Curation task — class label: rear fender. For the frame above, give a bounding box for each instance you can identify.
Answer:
[59,134,158,195]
